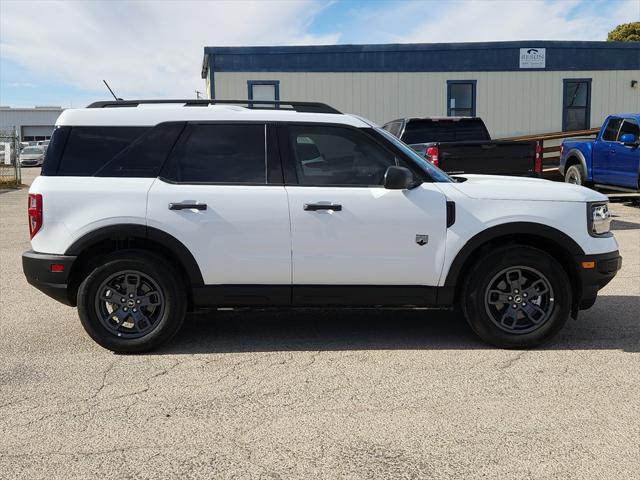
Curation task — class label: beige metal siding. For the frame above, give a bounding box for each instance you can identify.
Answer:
[214,71,640,138]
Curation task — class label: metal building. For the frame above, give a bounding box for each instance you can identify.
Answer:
[0,106,63,141]
[201,41,640,138]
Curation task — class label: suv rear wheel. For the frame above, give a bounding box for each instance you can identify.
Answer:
[77,250,187,353]
[461,245,571,348]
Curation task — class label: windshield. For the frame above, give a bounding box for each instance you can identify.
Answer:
[22,147,43,154]
[376,127,453,183]
[402,119,490,144]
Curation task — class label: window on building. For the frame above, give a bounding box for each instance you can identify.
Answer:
[447,80,476,117]
[164,124,266,184]
[563,79,591,131]
[287,125,397,186]
[602,117,622,141]
[248,80,280,107]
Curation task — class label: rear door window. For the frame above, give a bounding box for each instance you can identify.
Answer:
[617,119,639,141]
[602,118,622,141]
[162,123,266,184]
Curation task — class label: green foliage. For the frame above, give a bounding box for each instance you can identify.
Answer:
[607,22,640,42]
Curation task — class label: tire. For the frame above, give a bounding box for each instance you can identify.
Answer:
[564,164,584,185]
[77,250,187,353]
[461,245,571,349]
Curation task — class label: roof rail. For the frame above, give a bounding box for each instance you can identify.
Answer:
[86,99,341,114]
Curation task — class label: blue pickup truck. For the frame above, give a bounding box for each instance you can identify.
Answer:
[560,113,640,191]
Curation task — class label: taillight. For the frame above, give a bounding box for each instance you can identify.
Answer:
[28,193,43,239]
[425,146,439,167]
[534,142,542,174]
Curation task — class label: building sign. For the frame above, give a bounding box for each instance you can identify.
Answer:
[519,48,546,69]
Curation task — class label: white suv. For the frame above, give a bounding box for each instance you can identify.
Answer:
[22,100,621,353]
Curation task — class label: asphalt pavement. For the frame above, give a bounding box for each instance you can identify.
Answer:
[1,168,639,479]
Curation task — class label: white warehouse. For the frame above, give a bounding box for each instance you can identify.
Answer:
[0,106,63,141]
[201,41,640,138]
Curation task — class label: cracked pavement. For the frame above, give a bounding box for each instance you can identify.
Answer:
[1,169,639,479]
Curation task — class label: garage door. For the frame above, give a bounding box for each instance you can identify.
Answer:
[22,125,55,140]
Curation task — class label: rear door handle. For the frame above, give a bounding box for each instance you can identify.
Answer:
[304,203,342,211]
[169,202,207,211]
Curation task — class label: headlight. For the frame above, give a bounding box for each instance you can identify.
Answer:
[588,202,611,236]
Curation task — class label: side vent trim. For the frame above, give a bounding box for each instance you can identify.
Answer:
[446,201,456,228]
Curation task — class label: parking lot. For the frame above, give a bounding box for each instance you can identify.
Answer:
[1,168,639,479]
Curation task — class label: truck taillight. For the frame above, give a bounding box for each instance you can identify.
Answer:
[28,193,43,239]
[425,146,439,167]
[534,142,542,174]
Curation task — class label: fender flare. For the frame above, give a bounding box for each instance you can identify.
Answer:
[444,222,585,287]
[563,148,589,179]
[65,224,204,285]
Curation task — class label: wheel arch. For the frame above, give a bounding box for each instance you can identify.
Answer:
[65,225,203,308]
[444,222,584,314]
[564,149,589,180]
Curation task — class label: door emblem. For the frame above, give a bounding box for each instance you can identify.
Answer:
[415,234,429,246]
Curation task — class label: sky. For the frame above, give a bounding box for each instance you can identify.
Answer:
[0,0,638,107]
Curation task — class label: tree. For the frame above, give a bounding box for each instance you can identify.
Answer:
[607,22,640,42]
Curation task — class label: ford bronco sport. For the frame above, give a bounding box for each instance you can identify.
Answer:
[22,100,622,353]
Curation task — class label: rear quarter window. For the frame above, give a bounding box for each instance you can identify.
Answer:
[602,118,622,141]
[43,124,184,177]
[56,127,148,176]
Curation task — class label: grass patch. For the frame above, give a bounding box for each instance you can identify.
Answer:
[0,179,24,189]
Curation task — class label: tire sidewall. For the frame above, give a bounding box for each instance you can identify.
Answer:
[462,246,571,348]
[565,165,583,185]
[77,251,186,353]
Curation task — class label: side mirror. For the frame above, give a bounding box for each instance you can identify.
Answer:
[384,166,415,190]
[619,133,639,146]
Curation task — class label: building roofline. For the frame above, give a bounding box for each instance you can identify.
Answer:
[201,40,640,76]
[204,40,639,56]
[0,106,63,111]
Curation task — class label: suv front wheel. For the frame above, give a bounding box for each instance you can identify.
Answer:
[77,250,187,353]
[461,245,571,348]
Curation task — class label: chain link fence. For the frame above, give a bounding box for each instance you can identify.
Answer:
[0,129,21,187]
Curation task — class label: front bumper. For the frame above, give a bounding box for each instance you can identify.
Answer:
[20,159,43,166]
[574,250,622,311]
[22,250,77,306]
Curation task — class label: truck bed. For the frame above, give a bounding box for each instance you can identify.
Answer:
[410,140,538,176]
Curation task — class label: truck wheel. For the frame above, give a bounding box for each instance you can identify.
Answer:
[461,245,571,349]
[564,165,584,185]
[77,250,187,353]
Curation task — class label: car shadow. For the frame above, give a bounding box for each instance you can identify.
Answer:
[611,218,640,230]
[155,295,639,355]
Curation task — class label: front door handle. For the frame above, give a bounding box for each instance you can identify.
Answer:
[304,203,342,211]
[169,202,207,211]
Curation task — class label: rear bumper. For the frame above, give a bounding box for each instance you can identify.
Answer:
[22,250,77,306]
[575,250,622,311]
